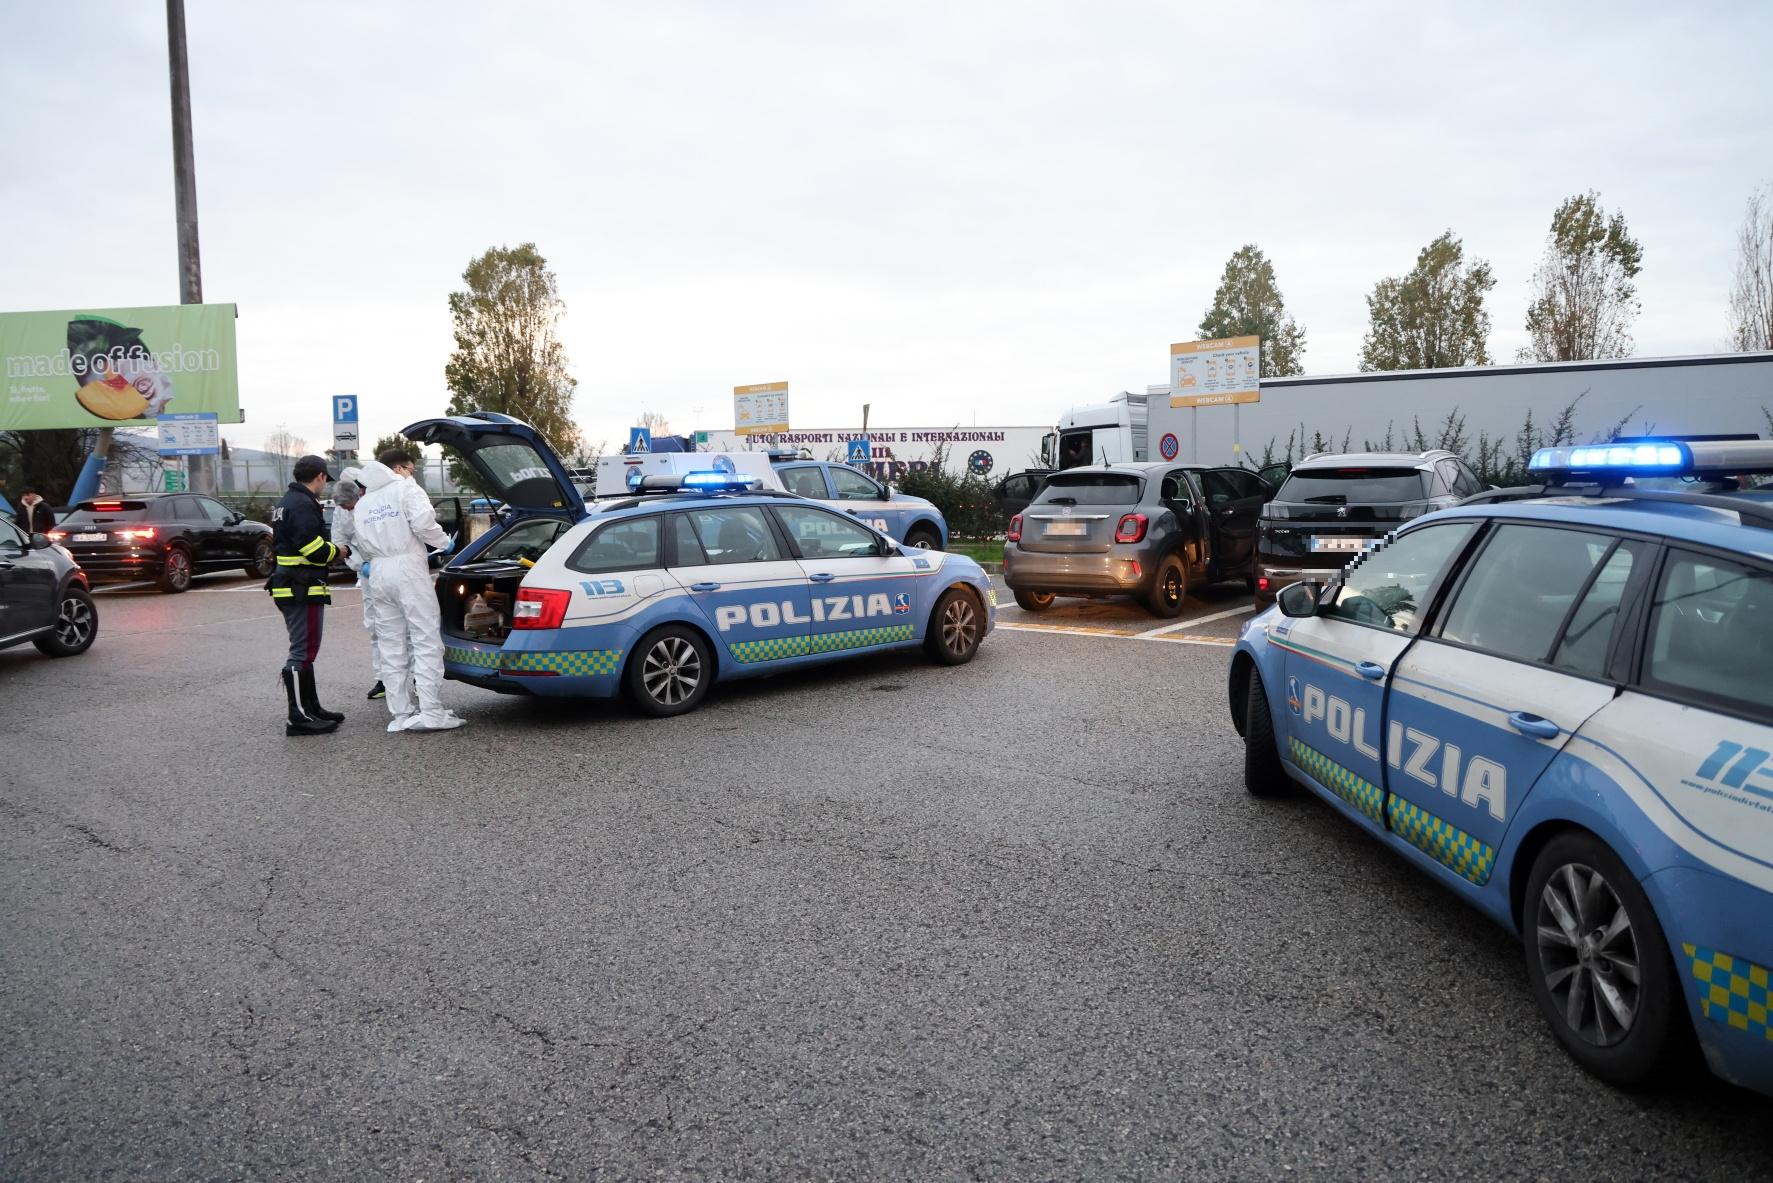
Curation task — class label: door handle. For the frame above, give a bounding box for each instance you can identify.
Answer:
[1507,711,1561,740]
[1355,661,1386,680]
[809,572,835,583]
[690,582,721,592]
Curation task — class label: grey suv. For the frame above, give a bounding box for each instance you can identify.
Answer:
[0,516,97,658]
[1253,449,1484,603]
[1002,463,1271,617]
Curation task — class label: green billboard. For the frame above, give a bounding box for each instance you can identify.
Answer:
[1,303,240,431]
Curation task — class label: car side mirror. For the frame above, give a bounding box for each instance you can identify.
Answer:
[881,539,902,556]
[229,513,245,526]
[1276,581,1319,618]
[30,532,52,550]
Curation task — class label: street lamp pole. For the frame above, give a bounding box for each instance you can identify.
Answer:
[167,0,213,493]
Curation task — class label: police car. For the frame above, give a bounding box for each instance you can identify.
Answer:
[1228,438,1773,1097]
[770,459,949,550]
[400,412,994,716]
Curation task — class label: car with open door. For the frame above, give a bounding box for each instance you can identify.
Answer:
[1228,436,1773,1099]
[1001,462,1271,617]
[402,412,995,714]
[0,517,97,658]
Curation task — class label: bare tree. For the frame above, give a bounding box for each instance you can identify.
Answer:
[1520,192,1643,362]
[263,425,308,486]
[638,409,673,438]
[1730,184,1773,352]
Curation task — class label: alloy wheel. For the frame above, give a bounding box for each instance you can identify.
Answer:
[167,550,191,589]
[940,596,978,657]
[56,596,94,648]
[1536,861,1641,1047]
[642,636,701,706]
[1163,569,1182,606]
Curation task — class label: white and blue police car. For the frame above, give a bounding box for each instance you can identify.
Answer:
[770,458,949,550]
[400,412,993,716]
[1229,437,1773,1097]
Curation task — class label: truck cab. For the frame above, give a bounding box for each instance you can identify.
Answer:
[1040,391,1150,470]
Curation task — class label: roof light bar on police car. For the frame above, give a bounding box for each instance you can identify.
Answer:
[1528,437,1773,480]
[681,470,759,490]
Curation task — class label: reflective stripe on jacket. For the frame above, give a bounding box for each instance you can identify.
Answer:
[267,482,336,604]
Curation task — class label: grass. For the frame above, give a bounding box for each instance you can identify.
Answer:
[945,538,1004,565]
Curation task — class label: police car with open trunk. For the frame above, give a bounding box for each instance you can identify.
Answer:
[401,412,994,715]
[1229,437,1773,1098]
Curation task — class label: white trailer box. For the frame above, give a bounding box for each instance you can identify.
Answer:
[594,450,783,498]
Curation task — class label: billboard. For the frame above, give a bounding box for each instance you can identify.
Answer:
[1169,336,1260,407]
[699,426,1050,483]
[734,381,789,434]
[1,303,240,431]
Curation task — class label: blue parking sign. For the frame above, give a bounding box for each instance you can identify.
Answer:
[628,426,652,453]
[846,438,871,465]
[332,395,358,423]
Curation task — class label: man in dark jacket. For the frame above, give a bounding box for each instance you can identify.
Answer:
[270,455,347,735]
[14,489,55,537]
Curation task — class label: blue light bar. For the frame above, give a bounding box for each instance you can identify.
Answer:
[625,466,645,490]
[1528,441,1692,475]
[681,470,759,490]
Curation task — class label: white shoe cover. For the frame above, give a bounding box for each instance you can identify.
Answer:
[405,711,465,732]
[387,714,418,733]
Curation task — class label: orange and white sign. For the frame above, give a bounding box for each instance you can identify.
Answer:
[1169,337,1260,407]
[734,381,790,435]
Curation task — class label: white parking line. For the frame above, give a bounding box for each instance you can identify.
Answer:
[1135,603,1256,638]
[995,621,1235,647]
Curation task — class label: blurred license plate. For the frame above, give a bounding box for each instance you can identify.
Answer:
[73,533,106,542]
[1044,521,1088,536]
[1310,536,1371,553]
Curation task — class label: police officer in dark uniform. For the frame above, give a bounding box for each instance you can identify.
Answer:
[270,455,346,735]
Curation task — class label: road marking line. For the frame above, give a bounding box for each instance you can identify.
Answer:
[995,621,1236,647]
[1136,603,1256,637]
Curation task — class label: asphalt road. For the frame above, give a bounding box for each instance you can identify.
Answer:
[3,572,1770,1179]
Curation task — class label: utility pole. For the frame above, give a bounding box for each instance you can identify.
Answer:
[167,0,213,492]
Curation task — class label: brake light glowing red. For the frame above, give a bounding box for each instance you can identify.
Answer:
[1114,513,1148,543]
[1006,514,1022,543]
[47,531,67,542]
[1257,576,1271,592]
[93,502,124,511]
[116,527,157,543]
[512,587,570,630]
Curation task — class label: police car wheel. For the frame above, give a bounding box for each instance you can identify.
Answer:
[905,526,940,551]
[1146,556,1188,618]
[1013,589,1055,612]
[1523,833,1689,1085]
[626,626,712,717]
[926,588,982,665]
[1242,668,1289,797]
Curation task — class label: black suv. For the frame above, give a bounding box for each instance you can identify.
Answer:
[0,516,97,658]
[1253,449,1484,603]
[52,493,275,593]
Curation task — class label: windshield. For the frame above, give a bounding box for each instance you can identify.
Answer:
[1033,473,1143,506]
[1277,467,1427,504]
[59,501,152,526]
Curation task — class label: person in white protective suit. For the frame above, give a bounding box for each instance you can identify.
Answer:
[352,448,465,732]
[330,468,386,701]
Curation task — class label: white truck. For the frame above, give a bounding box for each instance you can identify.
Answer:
[1038,390,1150,470]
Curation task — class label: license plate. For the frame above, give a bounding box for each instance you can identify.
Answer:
[1044,521,1088,536]
[73,533,106,543]
[1310,535,1372,553]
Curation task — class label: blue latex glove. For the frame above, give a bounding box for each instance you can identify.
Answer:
[438,533,457,555]
[359,560,372,579]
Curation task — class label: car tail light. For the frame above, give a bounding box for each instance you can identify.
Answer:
[1006,514,1022,543]
[1115,513,1148,543]
[1257,575,1271,592]
[512,587,570,630]
[47,530,67,542]
[116,527,156,543]
[93,502,124,511]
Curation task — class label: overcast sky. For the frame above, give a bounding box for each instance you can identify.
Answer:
[4,1,1770,455]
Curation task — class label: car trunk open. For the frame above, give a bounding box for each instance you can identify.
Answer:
[438,560,526,644]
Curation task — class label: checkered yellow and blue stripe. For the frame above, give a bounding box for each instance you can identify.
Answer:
[445,645,622,677]
[1287,737,1384,823]
[1385,795,1496,885]
[1683,944,1773,1042]
[729,624,915,665]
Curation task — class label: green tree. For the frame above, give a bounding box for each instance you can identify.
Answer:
[1520,191,1644,362]
[1197,244,1306,376]
[1359,231,1496,371]
[443,244,579,487]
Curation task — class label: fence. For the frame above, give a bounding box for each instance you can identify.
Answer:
[106,457,471,497]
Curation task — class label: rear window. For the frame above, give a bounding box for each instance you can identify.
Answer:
[1033,473,1143,506]
[60,500,151,526]
[1278,468,1428,504]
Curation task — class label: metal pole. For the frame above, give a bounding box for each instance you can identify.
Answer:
[167,0,213,492]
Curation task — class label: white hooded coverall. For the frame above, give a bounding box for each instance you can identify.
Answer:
[352,461,461,731]
[330,469,382,679]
